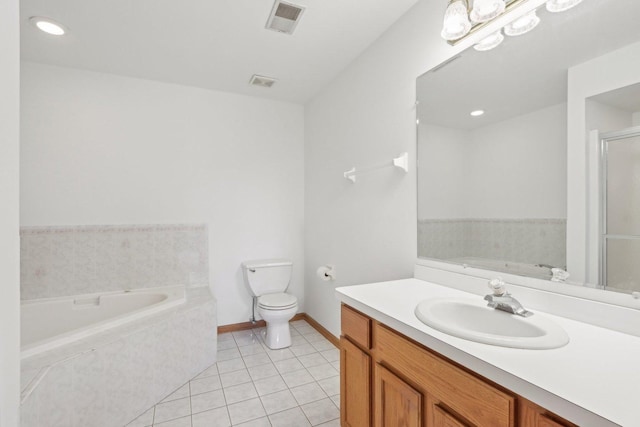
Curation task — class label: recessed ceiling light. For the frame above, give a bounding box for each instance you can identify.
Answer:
[29,17,67,36]
[470,110,485,117]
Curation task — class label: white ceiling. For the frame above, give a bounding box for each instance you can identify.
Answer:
[417,0,640,130]
[20,0,418,104]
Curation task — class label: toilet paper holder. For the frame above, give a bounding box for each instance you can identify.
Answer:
[316,265,336,281]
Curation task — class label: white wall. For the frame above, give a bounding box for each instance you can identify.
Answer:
[466,103,567,218]
[20,62,305,326]
[417,124,467,218]
[419,103,567,219]
[0,0,20,424]
[304,0,549,336]
[304,0,473,337]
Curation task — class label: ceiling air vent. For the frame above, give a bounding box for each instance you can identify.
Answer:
[266,0,305,35]
[249,74,277,88]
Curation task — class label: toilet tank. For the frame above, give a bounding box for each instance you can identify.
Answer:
[242,259,293,296]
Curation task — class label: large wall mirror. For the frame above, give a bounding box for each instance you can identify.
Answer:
[417,0,640,299]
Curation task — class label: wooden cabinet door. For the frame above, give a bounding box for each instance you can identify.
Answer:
[375,364,423,427]
[431,403,470,427]
[375,324,515,427]
[341,337,371,427]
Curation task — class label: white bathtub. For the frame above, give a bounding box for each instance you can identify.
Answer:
[21,286,185,359]
[448,257,553,280]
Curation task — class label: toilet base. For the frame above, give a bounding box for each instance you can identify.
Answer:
[258,304,297,350]
[263,321,292,349]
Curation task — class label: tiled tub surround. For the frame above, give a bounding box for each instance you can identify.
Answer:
[20,224,209,300]
[418,218,566,271]
[126,319,340,427]
[20,287,217,427]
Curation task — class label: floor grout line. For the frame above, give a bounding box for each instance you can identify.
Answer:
[128,320,339,427]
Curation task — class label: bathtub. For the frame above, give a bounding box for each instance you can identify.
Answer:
[20,286,216,426]
[448,257,553,280]
[21,285,185,359]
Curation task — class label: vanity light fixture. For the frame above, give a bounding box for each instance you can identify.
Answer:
[470,0,506,23]
[443,0,583,48]
[504,10,540,36]
[29,16,67,36]
[546,0,583,13]
[470,110,485,117]
[441,0,472,41]
[473,30,504,51]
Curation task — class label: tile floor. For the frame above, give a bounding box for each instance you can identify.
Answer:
[126,320,341,427]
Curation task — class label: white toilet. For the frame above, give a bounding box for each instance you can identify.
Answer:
[242,259,298,349]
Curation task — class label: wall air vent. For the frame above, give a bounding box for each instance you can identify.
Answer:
[266,0,305,35]
[249,74,277,88]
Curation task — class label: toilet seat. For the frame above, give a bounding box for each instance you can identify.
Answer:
[258,293,297,310]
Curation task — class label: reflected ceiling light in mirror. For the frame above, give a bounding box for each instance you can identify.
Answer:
[504,10,540,36]
[546,0,583,13]
[473,30,505,51]
[470,0,506,23]
[29,17,67,35]
[470,110,485,117]
[441,0,472,41]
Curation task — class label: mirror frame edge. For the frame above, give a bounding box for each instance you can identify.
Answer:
[415,257,640,310]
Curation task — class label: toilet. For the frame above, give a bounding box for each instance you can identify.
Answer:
[242,259,298,349]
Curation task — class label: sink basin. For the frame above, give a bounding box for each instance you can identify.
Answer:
[415,297,569,349]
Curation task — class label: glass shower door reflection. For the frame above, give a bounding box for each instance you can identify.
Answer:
[602,128,640,292]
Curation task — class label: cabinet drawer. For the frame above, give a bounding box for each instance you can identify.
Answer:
[341,304,371,349]
[375,324,515,427]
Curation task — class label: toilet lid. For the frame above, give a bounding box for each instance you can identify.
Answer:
[258,293,297,309]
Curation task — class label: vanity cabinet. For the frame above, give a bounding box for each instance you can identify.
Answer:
[340,304,576,427]
[341,304,372,427]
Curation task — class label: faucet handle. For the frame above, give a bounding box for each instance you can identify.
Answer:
[488,278,506,296]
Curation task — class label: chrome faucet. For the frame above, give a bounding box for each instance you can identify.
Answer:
[484,278,533,317]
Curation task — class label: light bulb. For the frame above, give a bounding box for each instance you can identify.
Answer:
[470,0,506,23]
[29,17,66,35]
[473,30,504,51]
[441,0,472,41]
[546,0,584,13]
[470,110,485,117]
[504,10,540,37]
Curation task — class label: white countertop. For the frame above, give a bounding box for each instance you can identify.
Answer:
[336,278,640,427]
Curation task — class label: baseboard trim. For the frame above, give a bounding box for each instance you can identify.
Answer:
[217,313,339,347]
[217,313,305,334]
[301,313,340,348]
